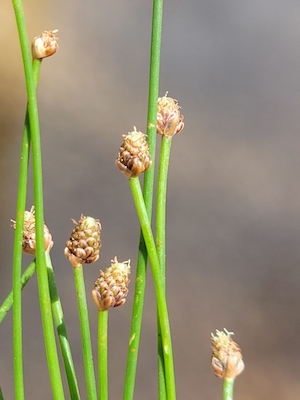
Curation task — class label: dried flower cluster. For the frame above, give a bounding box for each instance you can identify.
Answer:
[92,257,131,311]
[32,29,59,60]
[11,206,53,255]
[64,215,101,267]
[211,328,244,379]
[157,94,184,138]
[116,127,152,178]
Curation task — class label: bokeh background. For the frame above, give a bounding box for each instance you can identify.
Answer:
[2,0,300,398]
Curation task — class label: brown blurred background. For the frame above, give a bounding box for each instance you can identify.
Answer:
[2,0,300,398]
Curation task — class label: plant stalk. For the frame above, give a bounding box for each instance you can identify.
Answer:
[129,177,176,400]
[98,310,109,400]
[73,265,97,400]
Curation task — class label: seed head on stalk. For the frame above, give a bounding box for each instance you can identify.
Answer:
[157,93,184,138]
[64,215,101,268]
[211,328,245,379]
[92,257,131,311]
[11,206,53,255]
[31,29,59,60]
[115,127,152,178]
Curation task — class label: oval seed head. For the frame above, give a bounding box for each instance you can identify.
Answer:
[11,206,53,255]
[211,328,245,380]
[32,29,59,60]
[115,127,152,178]
[157,93,184,138]
[64,215,101,268]
[92,257,131,311]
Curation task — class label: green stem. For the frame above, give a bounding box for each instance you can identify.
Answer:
[98,310,108,400]
[156,136,172,399]
[129,177,176,400]
[11,55,41,400]
[73,265,97,400]
[156,137,172,283]
[0,261,36,324]
[223,378,234,400]
[46,254,81,400]
[11,0,65,394]
[123,0,163,397]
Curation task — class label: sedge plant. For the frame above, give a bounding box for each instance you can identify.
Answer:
[0,0,246,398]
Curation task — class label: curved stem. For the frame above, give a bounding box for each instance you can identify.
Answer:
[129,177,176,400]
[223,378,234,400]
[46,254,81,400]
[0,261,36,324]
[98,310,109,400]
[73,265,97,400]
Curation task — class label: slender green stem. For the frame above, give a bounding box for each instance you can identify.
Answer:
[123,0,163,397]
[98,310,108,400]
[156,137,172,282]
[123,241,148,400]
[12,0,65,395]
[0,261,36,324]
[46,254,81,400]
[156,136,172,399]
[223,378,234,400]
[0,386,4,400]
[129,177,176,400]
[73,265,97,400]
[12,55,41,400]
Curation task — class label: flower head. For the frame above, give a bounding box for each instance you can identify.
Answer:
[116,127,152,178]
[11,206,53,254]
[157,93,184,138]
[64,215,101,267]
[32,29,59,60]
[92,257,131,311]
[211,328,245,379]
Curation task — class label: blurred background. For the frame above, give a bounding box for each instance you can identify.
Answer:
[2,0,300,398]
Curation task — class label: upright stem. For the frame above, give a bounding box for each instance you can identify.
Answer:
[156,136,172,399]
[73,266,97,400]
[12,108,31,400]
[12,56,40,400]
[98,310,109,400]
[129,177,176,400]
[123,0,163,398]
[11,1,65,396]
[223,378,234,400]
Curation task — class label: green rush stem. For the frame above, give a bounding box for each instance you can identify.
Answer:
[12,0,65,397]
[0,261,36,324]
[123,0,163,398]
[129,177,176,400]
[46,254,81,400]
[156,136,172,399]
[0,386,3,400]
[73,265,97,400]
[223,378,235,400]
[12,54,40,400]
[98,310,108,400]
[156,137,172,286]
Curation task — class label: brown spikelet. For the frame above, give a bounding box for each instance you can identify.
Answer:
[116,127,152,178]
[211,328,245,379]
[157,94,184,138]
[92,257,131,311]
[64,215,101,267]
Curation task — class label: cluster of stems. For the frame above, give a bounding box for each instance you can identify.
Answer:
[1,0,245,399]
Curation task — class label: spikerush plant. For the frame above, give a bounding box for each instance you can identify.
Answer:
[0,0,245,398]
